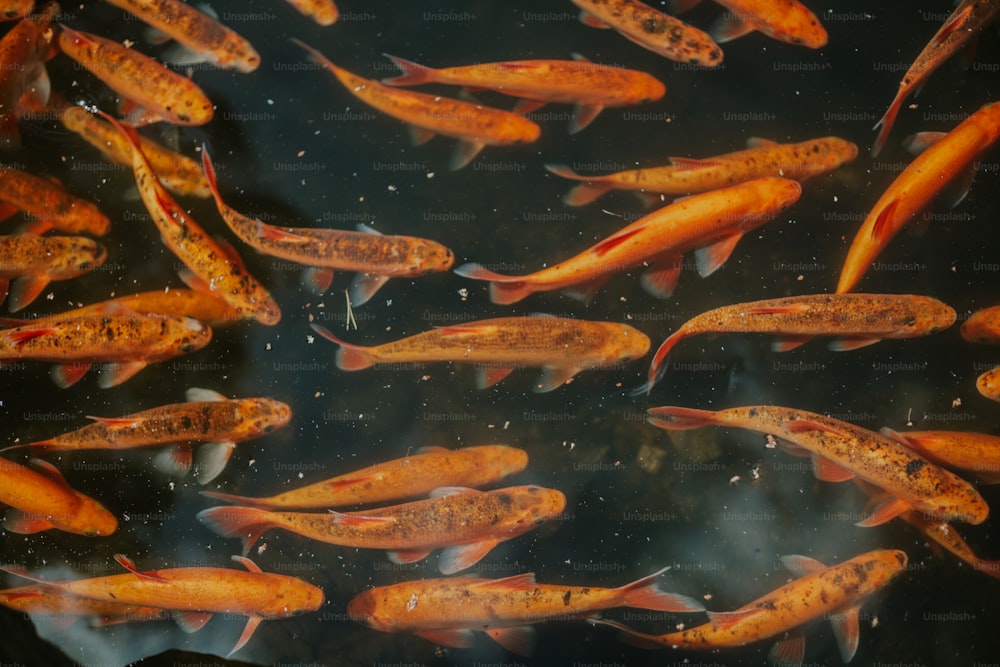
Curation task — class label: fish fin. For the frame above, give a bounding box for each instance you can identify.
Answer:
[232,555,264,573]
[781,418,852,439]
[934,3,976,45]
[113,554,169,583]
[161,42,208,67]
[772,335,812,352]
[199,489,261,507]
[487,626,536,656]
[98,360,148,388]
[429,485,479,498]
[186,387,227,402]
[303,267,334,295]
[454,263,530,304]
[476,366,514,390]
[178,269,211,294]
[569,103,604,134]
[767,630,806,667]
[938,162,977,209]
[0,565,52,586]
[256,221,310,243]
[578,11,610,28]
[746,137,778,148]
[591,225,646,256]
[309,323,374,370]
[8,276,50,312]
[29,459,70,486]
[872,92,906,158]
[381,53,437,85]
[2,325,58,346]
[647,406,717,429]
[695,234,743,277]
[902,131,946,155]
[415,628,476,648]
[349,272,390,307]
[330,510,396,526]
[196,506,275,556]
[4,510,54,534]
[469,572,538,590]
[640,256,683,299]
[173,610,213,633]
[567,182,613,207]
[387,548,433,564]
[85,415,139,427]
[644,331,686,393]
[869,198,899,242]
[778,554,827,576]
[856,496,911,527]
[438,538,500,574]
[827,337,881,352]
[51,362,92,388]
[562,275,611,303]
[193,442,235,484]
[667,156,721,169]
[533,366,579,393]
[25,66,50,108]
[154,445,193,476]
[810,454,855,483]
[710,14,755,43]
[409,125,436,146]
[829,605,861,662]
[213,236,249,272]
[618,566,707,612]
[450,140,486,171]
[228,615,262,658]
[706,607,759,631]
[512,98,546,116]
[324,472,381,493]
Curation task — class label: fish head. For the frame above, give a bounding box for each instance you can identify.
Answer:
[608,325,651,363]
[217,38,261,74]
[906,297,957,336]
[173,317,214,354]
[66,496,119,537]
[504,485,567,534]
[345,590,388,629]
[483,445,530,478]
[233,399,292,440]
[410,240,455,274]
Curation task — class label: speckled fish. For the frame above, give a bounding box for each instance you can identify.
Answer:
[456,177,801,304]
[0,554,324,657]
[56,26,214,126]
[976,365,1000,403]
[381,54,665,134]
[0,457,117,536]
[0,1,33,21]
[599,550,906,664]
[202,445,529,510]
[0,2,57,148]
[647,405,989,526]
[0,312,212,388]
[837,101,1000,294]
[295,40,541,170]
[348,568,705,655]
[882,428,1000,484]
[281,0,338,25]
[0,585,169,627]
[872,0,1000,156]
[102,0,260,72]
[197,485,567,575]
[310,316,650,393]
[5,388,291,484]
[674,0,827,48]
[570,0,723,66]
[645,293,956,391]
[60,106,210,197]
[546,136,857,206]
[0,234,106,312]
[101,112,281,325]
[960,304,1000,344]
[0,165,110,235]
[201,148,454,303]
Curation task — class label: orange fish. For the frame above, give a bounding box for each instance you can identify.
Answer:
[197,485,567,574]
[56,26,214,126]
[102,0,260,72]
[645,293,956,392]
[0,2,57,148]
[0,312,212,388]
[0,165,110,235]
[0,1,32,21]
[4,387,291,484]
[201,148,454,303]
[310,315,650,392]
[348,568,705,655]
[100,111,281,325]
[0,234,106,312]
[872,0,1000,156]
[456,177,801,304]
[381,54,665,134]
[202,445,528,510]
[648,405,989,526]
[960,304,1000,344]
[570,0,723,66]
[1,554,324,657]
[599,550,906,664]
[281,0,338,25]
[546,136,857,206]
[0,585,168,627]
[837,101,1000,294]
[674,0,827,48]
[977,365,1000,403]
[295,40,541,170]
[882,428,1000,484]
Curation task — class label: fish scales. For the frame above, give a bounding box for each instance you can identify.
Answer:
[0,168,109,236]
[0,235,105,278]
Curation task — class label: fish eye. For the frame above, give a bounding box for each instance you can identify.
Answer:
[180,343,196,353]
[262,424,275,433]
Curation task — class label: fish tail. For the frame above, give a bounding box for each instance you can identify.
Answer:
[453,263,531,304]
[199,144,225,208]
[309,323,374,370]
[646,406,718,430]
[872,91,904,158]
[543,164,612,206]
[196,506,275,556]
[618,567,707,613]
[381,53,437,85]
[0,440,56,455]
[200,489,271,509]
[643,331,685,394]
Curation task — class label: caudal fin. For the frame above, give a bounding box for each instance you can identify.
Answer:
[646,406,718,430]
[200,489,274,509]
[543,164,613,206]
[644,331,686,394]
[453,263,532,304]
[310,323,375,370]
[381,53,438,85]
[617,566,707,612]
[196,506,276,556]
[872,91,905,158]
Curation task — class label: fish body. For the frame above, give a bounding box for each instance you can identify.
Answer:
[201,445,529,510]
[295,40,541,170]
[960,304,1000,344]
[311,316,650,393]
[0,234,106,312]
[837,101,1000,294]
[197,485,567,574]
[281,0,338,25]
[0,166,110,236]
[456,177,801,304]
[645,293,956,390]
[0,585,168,626]
[545,136,857,206]
[0,2,57,147]
[647,405,989,526]
[686,0,827,48]
[0,1,32,21]
[977,365,1000,402]
[887,429,1000,483]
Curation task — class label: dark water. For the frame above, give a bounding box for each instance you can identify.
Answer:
[1,0,999,666]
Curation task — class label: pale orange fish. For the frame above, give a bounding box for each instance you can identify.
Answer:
[1,554,324,657]
[202,445,528,510]
[382,54,665,134]
[673,0,827,48]
[977,365,1000,403]
[872,0,1000,156]
[295,40,541,170]
[102,0,260,72]
[310,315,650,392]
[201,148,454,303]
[348,568,705,655]
[883,428,1000,484]
[598,550,906,664]
[456,177,801,304]
[4,387,291,484]
[56,26,214,126]
[0,312,212,388]
[645,293,956,391]
[960,304,1000,344]
[648,405,989,526]
[570,0,723,66]
[100,111,281,325]
[0,2,57,148]
[0,585,169,627]
[282,0,338,25]
[837,101,1000,294]
[197,485,567,574]
[546,136,857,206]
[0,234,106,312]
[0,165,110,235]
[0,457,117,536]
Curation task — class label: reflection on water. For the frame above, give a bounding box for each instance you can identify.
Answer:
[0,0,998,665]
